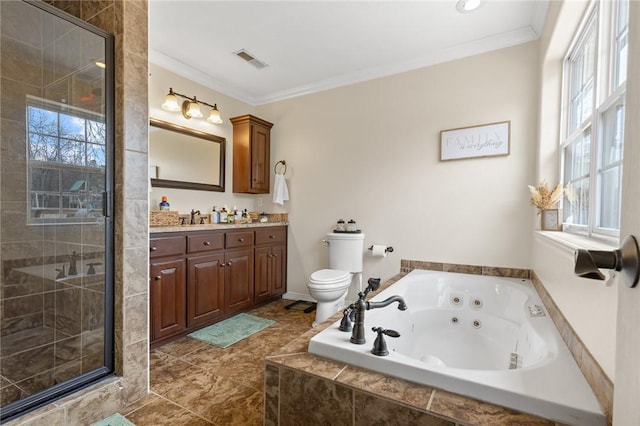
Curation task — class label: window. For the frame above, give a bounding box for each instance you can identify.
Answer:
[27,98,106,224]
[561,0,628,237]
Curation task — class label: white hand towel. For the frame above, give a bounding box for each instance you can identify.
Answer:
[273,173,289,205]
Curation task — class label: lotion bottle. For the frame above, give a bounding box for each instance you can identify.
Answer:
[159,196,170,211]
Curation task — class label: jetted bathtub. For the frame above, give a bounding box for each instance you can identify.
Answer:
[308,269,605,426]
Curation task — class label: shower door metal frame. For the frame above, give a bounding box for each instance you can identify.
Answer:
[0,0,115,421]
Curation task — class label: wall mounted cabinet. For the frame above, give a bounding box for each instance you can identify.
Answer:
[149,225,287,347]
[230,115,274,194]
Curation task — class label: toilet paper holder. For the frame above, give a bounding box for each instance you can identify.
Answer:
[368,246,394,253]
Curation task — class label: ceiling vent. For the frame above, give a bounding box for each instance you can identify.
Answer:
[234,49,268,70]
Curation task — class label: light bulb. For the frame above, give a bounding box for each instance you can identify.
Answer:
[207,105,222,124]
[162,90,180,111]
[186,101,203,118]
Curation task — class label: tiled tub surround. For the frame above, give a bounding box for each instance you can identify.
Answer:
[1,251,106,405]
[309,269,604,425]
[266,262,610,425]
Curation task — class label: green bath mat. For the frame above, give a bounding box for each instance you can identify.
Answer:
[188,313,275,348]
[91,413,135,426]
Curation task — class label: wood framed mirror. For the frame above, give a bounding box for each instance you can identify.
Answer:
[149,118,225,191]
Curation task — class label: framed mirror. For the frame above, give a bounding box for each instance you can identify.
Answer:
[149,118,225,191]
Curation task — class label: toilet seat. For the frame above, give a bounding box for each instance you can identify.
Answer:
[309,269,351,285]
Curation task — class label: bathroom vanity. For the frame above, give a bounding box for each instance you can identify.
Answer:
[149,223,287,347]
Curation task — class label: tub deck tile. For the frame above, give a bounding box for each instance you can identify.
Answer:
[267,352,347,381]
[336,365,434,411]
[428,389,560,426]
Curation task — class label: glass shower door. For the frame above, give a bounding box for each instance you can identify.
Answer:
[0,1,114,420]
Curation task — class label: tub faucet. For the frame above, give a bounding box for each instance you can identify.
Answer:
[347,278,407,345]
[68,251,78,276]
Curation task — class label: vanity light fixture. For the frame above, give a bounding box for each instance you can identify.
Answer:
[161,87,223,124]
[456,0,483,13]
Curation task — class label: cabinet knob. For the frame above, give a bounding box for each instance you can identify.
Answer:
[269,235,275,239]
[219,262,225,268]
[203,241,211,246]
[154,275,162,280]
[150,246,157,252]
[272,253,278,257]
[227,261,233,266]
[239,238,245,242]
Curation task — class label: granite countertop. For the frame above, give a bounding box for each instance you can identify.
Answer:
[150,221,288,233]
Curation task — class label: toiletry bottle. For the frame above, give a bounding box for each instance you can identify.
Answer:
[220,206,228,223]
[228,209,235,224]
[159,196,170,211]
[242,208,248,219]
[347,219,357,232]
[212,206,219,224]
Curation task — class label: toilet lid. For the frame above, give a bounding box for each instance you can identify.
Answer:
[310,269,351,284]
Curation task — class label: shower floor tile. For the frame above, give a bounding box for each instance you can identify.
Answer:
[120,299,314,425]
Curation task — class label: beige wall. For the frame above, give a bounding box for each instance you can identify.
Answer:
[531,0,618,380]
[151,42,540,303]
[257,42,539,301]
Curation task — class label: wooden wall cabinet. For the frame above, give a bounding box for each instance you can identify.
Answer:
[150,226,286,347]
[230,114,273,194]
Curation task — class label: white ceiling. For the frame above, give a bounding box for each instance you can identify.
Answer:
[149,1,548,106]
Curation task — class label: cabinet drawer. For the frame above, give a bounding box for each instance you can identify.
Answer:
[225,231,254,249]
[255,227,286,245]
[150,236,185,258]
[188,233,224,254]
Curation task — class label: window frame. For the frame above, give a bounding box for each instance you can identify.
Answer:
[26,96,107,225]
[560,0,627,240]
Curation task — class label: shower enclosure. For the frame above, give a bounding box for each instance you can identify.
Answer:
[0,1,114,420]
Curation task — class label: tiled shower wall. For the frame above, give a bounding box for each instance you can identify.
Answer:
[2,1,150,424]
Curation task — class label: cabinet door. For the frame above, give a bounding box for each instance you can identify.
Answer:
[187,254,225,328]
[150,258,186,341]
[270,243,286,296]
[224,248,254,314]
[254,246,271,303]
[250,123,270,192]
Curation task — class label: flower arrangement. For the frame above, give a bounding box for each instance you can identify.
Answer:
[528,181,563,213]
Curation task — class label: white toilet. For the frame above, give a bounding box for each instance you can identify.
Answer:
[307,232,365,327]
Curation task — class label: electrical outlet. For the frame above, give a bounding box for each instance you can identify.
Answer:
[257,197,263,208]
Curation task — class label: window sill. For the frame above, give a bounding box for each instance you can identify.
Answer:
[534,230,619,254]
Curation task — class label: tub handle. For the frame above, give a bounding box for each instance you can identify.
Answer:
[371,327,400,357]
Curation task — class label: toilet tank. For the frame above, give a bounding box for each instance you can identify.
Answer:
[326,232,365,273]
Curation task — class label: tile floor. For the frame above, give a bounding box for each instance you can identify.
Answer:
[119,300,314,425]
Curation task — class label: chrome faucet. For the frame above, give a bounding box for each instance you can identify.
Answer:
[340,277,408,345]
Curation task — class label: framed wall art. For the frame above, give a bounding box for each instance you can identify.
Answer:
[440,121,510,161]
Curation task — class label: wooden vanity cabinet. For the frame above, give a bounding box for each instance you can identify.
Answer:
[230,114,273,194]
[150,226,285,347]
[150,236,187,341]
[186,233,225,328]
[223,231,255,314]
[254,227,287,303]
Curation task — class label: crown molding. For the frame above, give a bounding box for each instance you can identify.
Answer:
[151,25,540,107]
